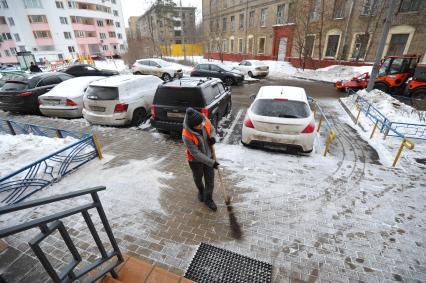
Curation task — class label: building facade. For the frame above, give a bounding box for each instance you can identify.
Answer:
[127,16,139,40]
[202,0,426,66]
[0,0,127,64]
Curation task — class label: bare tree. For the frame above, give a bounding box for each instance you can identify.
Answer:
[293,0,312,70]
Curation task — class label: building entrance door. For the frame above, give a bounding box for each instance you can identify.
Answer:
[278,37,287,61]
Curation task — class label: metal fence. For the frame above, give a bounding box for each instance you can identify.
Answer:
[0,118,102,205]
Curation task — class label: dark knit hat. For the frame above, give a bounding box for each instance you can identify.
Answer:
[186,107,204,128]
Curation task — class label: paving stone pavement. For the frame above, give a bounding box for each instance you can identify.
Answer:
[0,97,425,283]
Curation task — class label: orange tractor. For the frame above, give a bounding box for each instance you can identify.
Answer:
[336,54,426,109]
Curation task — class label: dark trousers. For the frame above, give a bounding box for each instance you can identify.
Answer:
[188,161,215,201]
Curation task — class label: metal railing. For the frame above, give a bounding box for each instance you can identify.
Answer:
[0,118,102,204]
[309,97,337,157]
[0,186,123,282]
[346,90,416,166]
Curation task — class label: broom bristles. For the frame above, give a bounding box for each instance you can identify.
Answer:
[228,206,243,239]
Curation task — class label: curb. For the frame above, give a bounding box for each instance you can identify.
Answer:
[290,76,335,85]
[338,98,367,132]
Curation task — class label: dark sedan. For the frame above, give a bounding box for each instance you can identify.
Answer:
[62,64,119,77]
[190,63,244,86]
[0,72,73,114]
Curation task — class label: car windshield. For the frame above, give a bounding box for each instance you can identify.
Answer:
[216,63,235,72]
[154,88,204,107]
[85,86,118,100]
[155,60,171,67]
[1,81,28,91]
[252,99,310,118]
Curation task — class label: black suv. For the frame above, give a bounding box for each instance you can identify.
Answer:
[151,77,232,133]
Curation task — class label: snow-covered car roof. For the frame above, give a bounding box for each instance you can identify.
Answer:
[256,86,307,102]
[89,75,159,87]
[40,76,105,98]
[245,60,267,65]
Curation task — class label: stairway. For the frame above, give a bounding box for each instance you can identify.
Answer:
[101,255,195,283]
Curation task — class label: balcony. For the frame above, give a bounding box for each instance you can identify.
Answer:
[75,36,100,45]
[35,38,54,46]
[30,23,50,31]
[72,23,96,32]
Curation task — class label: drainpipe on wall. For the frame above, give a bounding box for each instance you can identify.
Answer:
[339,0,355,64]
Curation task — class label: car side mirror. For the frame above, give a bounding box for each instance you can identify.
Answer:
[249,94,256,101]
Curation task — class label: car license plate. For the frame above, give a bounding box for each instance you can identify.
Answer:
[167,112,185,118]
[44,99,61,106]
[90,106,106,112]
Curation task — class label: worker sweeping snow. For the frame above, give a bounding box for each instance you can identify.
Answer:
[182,107,219,212]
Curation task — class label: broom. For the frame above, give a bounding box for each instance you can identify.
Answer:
[211,145,243,239]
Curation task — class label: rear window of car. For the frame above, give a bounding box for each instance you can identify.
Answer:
[154,87,204,107]
[86,86,118,100]
[1,82,28,91]
[252,99,310,118]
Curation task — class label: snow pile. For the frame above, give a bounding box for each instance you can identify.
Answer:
[94,59,130,74]
[342,89,425,124]
[0,134,77,177]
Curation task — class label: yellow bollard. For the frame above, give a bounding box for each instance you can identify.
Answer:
[323,129,336,157]
[355,105,362,125]
[370,120,379,139]
[92,133,103,160]
[383,127,389,140]
[392,138,415,167]
[317,115,323,132]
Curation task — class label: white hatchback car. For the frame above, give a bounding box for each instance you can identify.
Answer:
[242,86,315,153]
[39,76,105,118]
[236,60,269,78]
[131,58,183,81]
[82,75,163,126]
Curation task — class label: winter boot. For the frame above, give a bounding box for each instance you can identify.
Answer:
[205,199,217,212]
[198,191,204,202]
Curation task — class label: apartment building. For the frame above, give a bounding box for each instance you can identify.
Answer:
[127,16,139,40]
[0,0,127,64]
[137,5,197,46]
[202,0,426,66]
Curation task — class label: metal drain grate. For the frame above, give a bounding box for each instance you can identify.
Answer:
[184,243,272,283]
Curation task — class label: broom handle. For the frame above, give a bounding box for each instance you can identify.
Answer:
[210,145,229,202]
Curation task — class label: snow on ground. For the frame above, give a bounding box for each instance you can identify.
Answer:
[0,134,77,178]
[164,56,372,83]
[94,59,130,74]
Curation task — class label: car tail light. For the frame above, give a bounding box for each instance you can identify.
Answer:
[16,91,32,97]
[66,99,77,106]
[302,122,315,133]
[273,98,288,101]
[114,103,128,113]
[201,107,209,118]
[244,118,255,128]
[151,104,157,119]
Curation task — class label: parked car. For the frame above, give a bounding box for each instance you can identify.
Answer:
[63,64,119,77]
[236,60,269,78]
[190,63,244,86]
[82,75,162,126]
[0,72,74,114]
[39,76,105,118]
[241,86,315,153]
[0,73,27,88]
[151,77,232,133]
[132,58,183,81]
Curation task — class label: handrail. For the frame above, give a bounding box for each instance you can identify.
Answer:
[0,186,123,282]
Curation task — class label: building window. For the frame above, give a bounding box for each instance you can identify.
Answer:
[361,0,377,16]
[1,0,8,8]
[28,15,48,23]
[7,17,14,26]
[310,0,321,21]
[106,19,113,26]
[13,33,20,42]
[2,32,12,40]
[102,45,108,51]
[33,31,51,39]
[111,0,116,4]
[120,44,124,50]
[115,22,120,28]
[386,34,409,56]
[276,4,285,25]
[18,46,26,51]
[249,10,255,27]
[333,0,347,19]
[230,16,235,31]
[230,38,234,53]
[55,1,64,8]
[117,33,122,39]
[239,13,244,30]
[67,1,77,8]
[351,33,369,59]
[60,17,68,24]
[260,8,267,27]
[222,39,227,52]
[68,46,75,52]
[10,47,16,55]
[74,31,85,38]
[23,0,43,8]
[64,32,72,39]
[0,17,5,24]
[108,31,116,38]
[247,36,253,54]
[258,37,266,54]
[97,20,104,26]
[304,35,315,57]
[100,32,106,39]
[113,10,118,16]
[222,17,227,31]
[399,0,420,12]
[4,49,10,56]
[238,38,243,53]
[325,34,340,57]
[287,3,295,23]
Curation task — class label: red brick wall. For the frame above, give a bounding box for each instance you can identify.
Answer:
[203,52,273,61]
[272,25,295,61]
[288,57,373,69]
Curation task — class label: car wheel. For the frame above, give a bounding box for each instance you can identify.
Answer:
[374,82,389,93]
[157,129,170,135]
[411,88,426,110]
[134,71,142,75]
[162,73,172,81]
[131,108,147,126]
[248,71,253,78]
[224,77,235,86]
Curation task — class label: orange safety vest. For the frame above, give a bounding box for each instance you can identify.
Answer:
[182,119,212,161]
